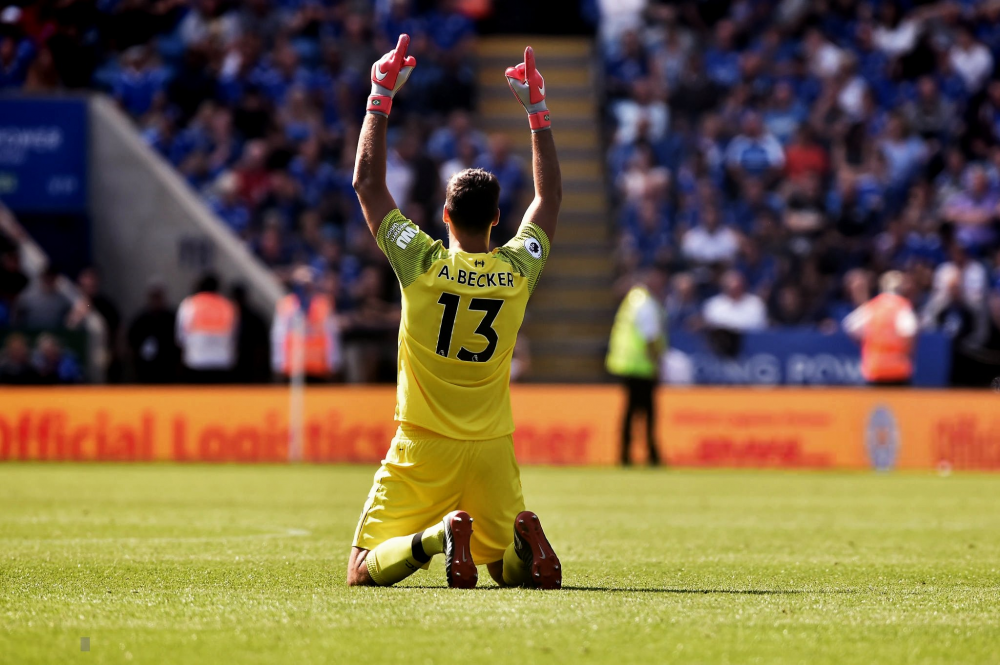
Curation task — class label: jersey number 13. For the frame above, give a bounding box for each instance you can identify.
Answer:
[435,292,504,362]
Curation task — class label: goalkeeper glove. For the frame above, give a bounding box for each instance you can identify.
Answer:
[505,46,550,133]
[367,34,417,118]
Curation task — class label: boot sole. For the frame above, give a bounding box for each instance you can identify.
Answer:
[515,511,561,590]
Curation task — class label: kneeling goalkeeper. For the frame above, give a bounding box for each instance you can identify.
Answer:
[347,35,563,589]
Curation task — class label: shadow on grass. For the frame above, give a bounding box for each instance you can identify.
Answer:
[560,587,855,595]
[394,585,855,595]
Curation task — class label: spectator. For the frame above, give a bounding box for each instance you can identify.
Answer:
[736,237,778,300]
[830,169,882,238]
[704,20,741,87]
[178,0,240,49]
[878,113,928,191]
[605,29,648,99]
[76,266,121,380]
[0,8,36,90]
[903,76,956,141]
[0,333,37,384]
[427,110,487,163]
[681,205,740,266]
[703,270,768,332]
[210,172,252,236]
[803,27,845,78]
[784,125,829,184]
[949,24,994,95]
[613,78,669,145]
[439,136,480,191]
[934,241,989,312]
[622,196,672,268]
[13,266,71,330]
[32,333,83,384]
[665,272,701,331]
[921,263,982,386]
[725,111,785,186]
[941,166,999,254]
[127,281,178,384]
[479,134,526,236]
[763,80,807,145]
[783,172,827,236]
[111,45,169,117]
[617,143,670,202]
[770,283,815,327]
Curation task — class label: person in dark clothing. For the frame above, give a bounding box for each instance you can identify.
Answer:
[0,244,29,324]
[14,265,72,329]
[127,282,178,383]
[230,283,270,383]
[924,268,980,387]
[0,333,38,384]
[32,333,83,384]
[77,267,121,381]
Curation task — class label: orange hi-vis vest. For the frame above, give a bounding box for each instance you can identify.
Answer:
[177,292,238,369]
[861,293,914,382]
[275,294,335,377]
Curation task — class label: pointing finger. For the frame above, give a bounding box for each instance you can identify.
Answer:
[524,46,535,80]
[396,34,410,59]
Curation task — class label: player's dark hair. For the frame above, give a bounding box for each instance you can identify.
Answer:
[445,168,500,233]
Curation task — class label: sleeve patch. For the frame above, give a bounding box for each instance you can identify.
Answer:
[523,236,543,259]
[386,220,418,249]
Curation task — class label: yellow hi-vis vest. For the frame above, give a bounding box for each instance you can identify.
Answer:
[605,286,666,379]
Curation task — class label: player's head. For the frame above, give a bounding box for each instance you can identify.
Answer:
[195,273,220,294]
[444,168,500,234]
[879,270,903,295]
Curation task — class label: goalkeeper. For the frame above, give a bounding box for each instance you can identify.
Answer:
[347,35,563,590]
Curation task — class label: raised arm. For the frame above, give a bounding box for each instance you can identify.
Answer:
[506,47,562,241]
[352,34,416,237]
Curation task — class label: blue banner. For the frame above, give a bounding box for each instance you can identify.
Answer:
[669,329,951,387]
[0,97,88,213]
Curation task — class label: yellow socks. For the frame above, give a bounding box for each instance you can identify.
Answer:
[501,542,530,587]
[365,523,446,586]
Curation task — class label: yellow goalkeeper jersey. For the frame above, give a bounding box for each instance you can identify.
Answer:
[376,208,550,440]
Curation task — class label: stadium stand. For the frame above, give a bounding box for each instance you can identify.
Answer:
[600,0,1000,385]
[3,0,1000,385]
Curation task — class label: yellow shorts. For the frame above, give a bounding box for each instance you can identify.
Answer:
[352,425,525,564]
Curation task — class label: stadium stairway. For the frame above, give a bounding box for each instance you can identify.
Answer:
[476,36,614,383]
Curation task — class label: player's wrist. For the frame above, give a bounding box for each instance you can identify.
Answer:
[527,110,550,132]
[366,93,392,117]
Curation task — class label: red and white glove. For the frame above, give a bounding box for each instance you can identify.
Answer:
[367,34,417,117]
[505,46,550,133]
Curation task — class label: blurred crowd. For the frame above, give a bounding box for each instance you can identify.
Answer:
[602,0,1000,379]
[0,0,536,383]
[0,226,93,384]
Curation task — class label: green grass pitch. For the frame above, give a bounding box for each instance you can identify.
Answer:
[1,464,998,664]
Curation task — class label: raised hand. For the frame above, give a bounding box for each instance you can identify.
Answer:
[505,46,550,132]
[367,34,417,117]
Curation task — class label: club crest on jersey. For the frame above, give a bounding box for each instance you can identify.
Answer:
[524,237,543,259]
